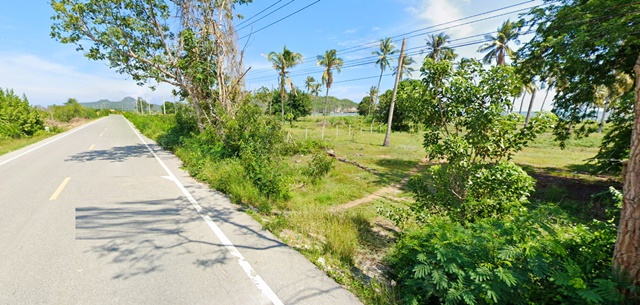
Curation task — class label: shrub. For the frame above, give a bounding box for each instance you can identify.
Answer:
[387,208,622,305]
[0,89,44,139]
[408,161,534,222]
[304,152,335,184]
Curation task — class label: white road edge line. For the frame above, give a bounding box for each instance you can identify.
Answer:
[0,118,103,168]
[125,118,284,305]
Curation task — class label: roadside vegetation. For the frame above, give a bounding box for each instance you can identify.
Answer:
[0,88,106,156]
[50,0,639,304]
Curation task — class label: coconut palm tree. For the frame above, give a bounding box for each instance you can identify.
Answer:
[304,76,316,94]
[317,49,343,137]
[366,86,379,118]
[478,19,521,66]
[524,82,539,127]
[372,38,398,115]
[424,32,457,62]
[595,72,634,132]
[393,55,416,79]
[267,45,303,118]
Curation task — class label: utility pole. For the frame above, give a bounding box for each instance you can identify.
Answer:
[383,38,406,147]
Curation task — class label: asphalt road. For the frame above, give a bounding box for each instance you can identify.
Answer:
[0,115,362,305]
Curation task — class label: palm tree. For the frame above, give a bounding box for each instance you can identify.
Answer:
[317,49,343,138]
[478,19,520,66]
[267,45,303,118]
[372,38,398,116]
[366,86,379,118]
[595,72,634,132]
[304,76,316,94]
[524,82,539,127]
[393,55,415,79]
[424,32,457,62]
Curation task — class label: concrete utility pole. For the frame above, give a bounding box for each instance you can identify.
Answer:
[383,38,406,147]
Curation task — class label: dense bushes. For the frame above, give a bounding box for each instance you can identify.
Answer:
[388,208,622,305]
[408,161,534,222]
[0,89,44,140]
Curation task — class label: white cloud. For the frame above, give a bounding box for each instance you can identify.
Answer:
[408,0,474,38]
[343,28,357,35]
[371,27,381,32]
[0,52,173,106]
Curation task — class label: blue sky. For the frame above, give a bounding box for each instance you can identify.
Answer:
[0,0,549,109]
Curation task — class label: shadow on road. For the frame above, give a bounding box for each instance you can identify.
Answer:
[65,144,160,163]
[75,196,286,281]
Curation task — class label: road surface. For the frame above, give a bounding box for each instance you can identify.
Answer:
[0,115,361,305]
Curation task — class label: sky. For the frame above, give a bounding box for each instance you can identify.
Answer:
[0,0,551,110]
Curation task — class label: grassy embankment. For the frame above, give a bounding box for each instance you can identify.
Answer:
[127,113,619,304]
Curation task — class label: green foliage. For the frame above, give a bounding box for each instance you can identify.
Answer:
[375,79,423,132]
[303,152,334,184]
[408,161,534,222]
[591,92,634,173]
[519,0,639,146]
[409,58,553,220]
[0,89,44,140]
[419,58,554,164]
[310,95,356,113]
[387,208,622,305]
[357,95,372,117]
[127,102,292,204]
[270,89,313,121]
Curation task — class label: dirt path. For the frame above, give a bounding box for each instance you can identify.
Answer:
[330,158,429,212]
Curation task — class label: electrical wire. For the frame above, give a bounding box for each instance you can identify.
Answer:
[239,0,320,40]
[236,0,283,27]
[236,0,295,32]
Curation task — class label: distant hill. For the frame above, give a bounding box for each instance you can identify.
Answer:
[310,95,357,114]
[81,97,139,111]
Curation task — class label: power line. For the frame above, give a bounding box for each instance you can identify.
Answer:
[236,0,283,27]
[247,2,542,75]
[236,0,295,32]
[246,39,486,83]
[239,0,320,40]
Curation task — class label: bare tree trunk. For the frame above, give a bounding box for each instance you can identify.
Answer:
[519,92,526,114]
[598,100,609,133]
[322,86,330,139]
[540,86,551,112]
[371,69,384,130]
[613,53,640,286]
[383,38,405,147]
[524,89,537,127]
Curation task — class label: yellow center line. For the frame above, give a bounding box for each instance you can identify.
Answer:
[49,177,71,201]
[88,144,95,150]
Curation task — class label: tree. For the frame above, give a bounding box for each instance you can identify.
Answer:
[524,82,539,127]
[0,89,43,139]
[317,49,343,137]
[374,80,423,132]
[267,45,303,119]
[383,38,406,147]
[393,55,416,79]
[366,86,378,118]
[478,19,521,66]
[304,76,316,94]
[270,88,312,122]
[520,0,640,285]
[423,32,457,62]
[372,38,398,117]
[51,0,251,132]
